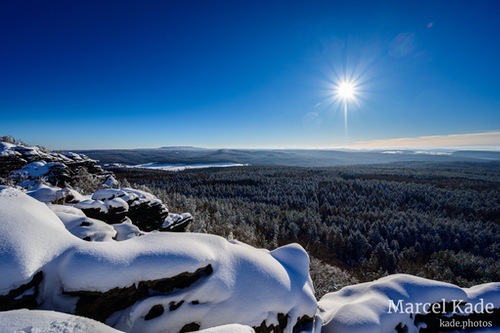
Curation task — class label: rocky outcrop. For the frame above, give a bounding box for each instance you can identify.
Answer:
[1,188,318,333]
[0,271,43,311]
[127,198,169,231]
[1,138,192,233]
[63,265,213,323]
[78,188,172,229]
[162,213,194,232]
[0,139,108,190]
[0,155,26,180]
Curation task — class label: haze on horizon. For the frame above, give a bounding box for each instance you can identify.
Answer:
[1,1,499,151]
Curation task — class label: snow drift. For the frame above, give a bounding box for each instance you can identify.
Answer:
[0,186,316,332]
[317,274,499,333]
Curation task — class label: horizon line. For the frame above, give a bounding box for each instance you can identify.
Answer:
[52,131,500,151]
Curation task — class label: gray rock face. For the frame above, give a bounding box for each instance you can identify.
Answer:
[0,271,43,311]
[79,189,172,229]
[127,199,169,231]
[1,140,108,189]
[62,265,213,323]
[162,213,193,232]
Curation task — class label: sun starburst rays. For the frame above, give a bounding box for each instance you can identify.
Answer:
[337,81,356,100]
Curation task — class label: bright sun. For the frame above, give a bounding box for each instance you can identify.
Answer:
[337,81,356,100]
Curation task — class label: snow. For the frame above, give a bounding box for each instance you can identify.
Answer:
[382,150,404,154]
[49,204,87,217]
[381,150,452,156]
[92,187,161,207]
[0,186,74,293]
[50,205,142,242]
[50,204,117,242]
[106,197,129,210]
[26,183,61,202]
[0,312,253,333]
[0,142,21,157]
[0,309,123,333]
[3,138,499,333]
[103,175,120,188]
[414,150,452,155]
[66,188,85,202]
[163,212,193,228]
[111,218,144,240]
[109,244,314,331]
[0,188,317,332]
[75,199,109,213]
[465,283,500,305]
[198,324,255,332]
[92,189,128,201]
[317,274,500,333]
[0,141,16,150]
[0,142,51,161]
[13,160,64,178]
[121,187,162,206]
[65,152,87,161]
[122,162,249,172]
[0,142,98,169]
[27,184,84,203]
[104,238,316,332]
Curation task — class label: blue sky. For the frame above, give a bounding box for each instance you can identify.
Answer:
[1,0,499,149]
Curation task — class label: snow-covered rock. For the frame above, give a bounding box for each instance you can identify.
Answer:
[105,197,130,223]
[26,183,62,202]
[0,187,317,332]
[0,310,256,333]
[197,323,255,332]
[111,218,144,241]
[74,199,109,223]
[89,187,172,228]
[103,175,120,188]
[0,138,191,232]
[0,139,107,189]
[27,184,84,204]
[121,188,170,231]
[0,309,123,333]
[92,189,129,201]
[163,212,193,232]
[0,186,73,294]
[0,142,22,157]
[50,204,117,242]
[13,160,64,178]
[318,274,500,333]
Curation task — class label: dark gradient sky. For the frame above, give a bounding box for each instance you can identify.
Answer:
[1,0,499,149]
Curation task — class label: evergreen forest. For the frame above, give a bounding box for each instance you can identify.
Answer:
[111,163,499,298]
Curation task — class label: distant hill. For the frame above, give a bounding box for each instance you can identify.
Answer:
[159,146,207,150]
[71,147,500,168]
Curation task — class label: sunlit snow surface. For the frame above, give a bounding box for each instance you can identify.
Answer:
[0,309,257,333]
[0,186,316,333]
[197,324,255,332]
[318,274,500,333]
[116,162,249,171]
[0,309,122,333]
